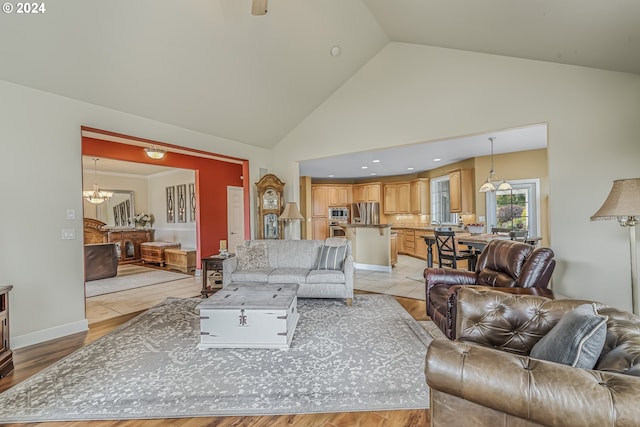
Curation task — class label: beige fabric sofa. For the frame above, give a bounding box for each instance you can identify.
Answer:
[425,287,640,427]
[222,238,354,305]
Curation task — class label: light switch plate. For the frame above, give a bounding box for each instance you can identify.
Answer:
[478,215,486,222]
[62,229,76,240]
[67,209,76,220]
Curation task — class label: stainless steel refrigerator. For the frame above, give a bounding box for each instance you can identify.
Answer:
[351,202,380,225]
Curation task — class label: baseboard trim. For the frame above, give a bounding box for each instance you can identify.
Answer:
[354,263,392,272]
[12,319,89,350]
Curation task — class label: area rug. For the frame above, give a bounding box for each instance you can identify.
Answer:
[0,295,432,422]
[85,265,191,297]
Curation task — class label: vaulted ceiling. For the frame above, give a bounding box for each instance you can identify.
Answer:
[2,0,638,154]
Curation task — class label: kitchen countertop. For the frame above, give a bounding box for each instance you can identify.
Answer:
[342,223,393,228]
[390,225,467,232]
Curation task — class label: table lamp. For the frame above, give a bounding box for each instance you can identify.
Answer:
[591,178,640,314]
[279,202,304,240]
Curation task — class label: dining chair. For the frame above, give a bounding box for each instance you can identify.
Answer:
[509,230,529,242]
[434,230,477,271]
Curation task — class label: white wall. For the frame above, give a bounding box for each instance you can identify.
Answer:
[272,42,640,310]
[0,80,272,348]
[148,169,197,249]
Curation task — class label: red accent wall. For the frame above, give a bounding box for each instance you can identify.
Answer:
[82,134,249,268]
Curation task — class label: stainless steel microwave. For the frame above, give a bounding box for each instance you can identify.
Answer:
[328,207,349,221]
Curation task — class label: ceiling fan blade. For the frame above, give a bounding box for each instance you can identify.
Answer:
[251,0,267,15]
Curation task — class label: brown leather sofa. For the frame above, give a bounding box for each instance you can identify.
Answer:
[84,243,118,281]
[425,288,640,427]
[425,239,556,339]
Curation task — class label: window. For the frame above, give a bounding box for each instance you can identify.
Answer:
[431,176,458,225]
[485,179,539,236]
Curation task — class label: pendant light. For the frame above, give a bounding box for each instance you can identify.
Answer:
[479,137,512,193]
[83,158,114,204]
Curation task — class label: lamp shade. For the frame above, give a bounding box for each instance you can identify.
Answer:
[279,202,304,221]
[591,178,640,221]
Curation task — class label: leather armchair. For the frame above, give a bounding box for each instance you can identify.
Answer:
[425,239,555,339]
[425,288,640,427]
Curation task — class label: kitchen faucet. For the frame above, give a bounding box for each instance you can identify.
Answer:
[431,220,441,226]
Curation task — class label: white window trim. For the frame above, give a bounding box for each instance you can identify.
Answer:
[485,178,540,236]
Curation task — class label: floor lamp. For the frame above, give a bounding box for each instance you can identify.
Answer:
[279,202,304,240]
[591,178,640,315]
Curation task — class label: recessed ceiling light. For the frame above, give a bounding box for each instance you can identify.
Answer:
[407,167,414,171]
[330,46,341,56]
[433,158,442,162]
[370,172,377,176]
[328,174,334,177]
[361,166,368,169]
[372,159,380,163]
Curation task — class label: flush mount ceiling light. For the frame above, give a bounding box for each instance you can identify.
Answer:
[144,145,166,160]
[82,158,113,205]
[479,137,512,193]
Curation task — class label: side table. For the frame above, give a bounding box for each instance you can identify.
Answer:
[201,254,235,298]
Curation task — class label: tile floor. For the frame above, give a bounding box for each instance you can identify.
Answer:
[85,255,430,325]
[354,255,427,300]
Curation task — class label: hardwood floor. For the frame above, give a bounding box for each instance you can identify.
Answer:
[0,294,430,427]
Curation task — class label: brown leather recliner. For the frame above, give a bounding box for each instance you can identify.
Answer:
[425,239,556,339]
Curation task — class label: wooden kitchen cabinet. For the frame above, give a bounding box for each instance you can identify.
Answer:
[328,186,351,206]
[414,230,432,260]
[397,182,410,213]
[312,217,328,240]
[354,183,381,203]
[390,233,398,267]
[384,182,410,214]
[396,229,405,253]
[403,229,416,255]
[410,178,430,214]
[366,184,381,203]
[0,285,13,378]
[312,186,329,217]
[383,184,397,213]
[449,169,474,214]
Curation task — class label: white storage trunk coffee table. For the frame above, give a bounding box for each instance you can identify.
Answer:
[197,283,299,350]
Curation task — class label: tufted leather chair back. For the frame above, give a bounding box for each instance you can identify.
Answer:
[456,287,599,355]
[474,239,556,289]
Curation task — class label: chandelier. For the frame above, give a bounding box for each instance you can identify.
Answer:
[83,158,113,204]
[479,137,512,193]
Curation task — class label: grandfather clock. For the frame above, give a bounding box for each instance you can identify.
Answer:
[256,174,285,239]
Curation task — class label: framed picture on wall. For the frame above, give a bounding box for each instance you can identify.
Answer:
[177,184,187,223]
[189,183,196,222]
[166,186,175,223]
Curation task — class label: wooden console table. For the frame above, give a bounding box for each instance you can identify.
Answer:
[0,285,13,378]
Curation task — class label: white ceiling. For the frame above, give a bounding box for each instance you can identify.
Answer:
[4,1,637,176]
[299,124,547,179]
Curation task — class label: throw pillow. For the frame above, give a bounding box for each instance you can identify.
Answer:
[530,303,608,369]
[316,245,347,271]
[235,242,269,270]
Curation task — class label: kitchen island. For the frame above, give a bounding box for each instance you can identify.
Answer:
[342,224,394,272]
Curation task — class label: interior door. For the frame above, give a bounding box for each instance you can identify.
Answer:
[227,186,245,253]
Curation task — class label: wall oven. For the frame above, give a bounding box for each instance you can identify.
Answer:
[329,222,347,238]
